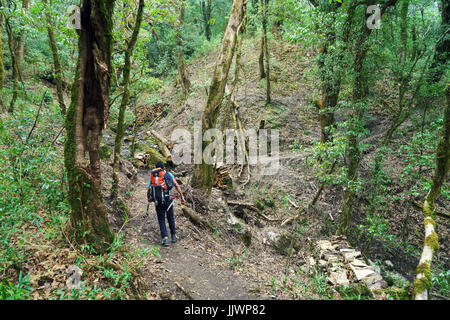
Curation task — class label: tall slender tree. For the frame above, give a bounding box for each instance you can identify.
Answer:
[43,0,66,117]
[177,0,191,97]
[0,13,5,111]
[4,12,19,113]
[192,0,248,192]
[262,0,271,104]
[200,0,212,41]
[111,0,145,199]
[17,0,30,74]
[413,84,449,300]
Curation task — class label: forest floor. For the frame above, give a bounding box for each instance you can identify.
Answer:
[102,35,448,300]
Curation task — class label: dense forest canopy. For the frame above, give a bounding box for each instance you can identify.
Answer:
[0,0,448,301]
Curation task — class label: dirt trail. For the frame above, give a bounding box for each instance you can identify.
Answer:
[122,170,262,300]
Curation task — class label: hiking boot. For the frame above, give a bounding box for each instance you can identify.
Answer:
[171,233,178,243]
[162,237,169,247]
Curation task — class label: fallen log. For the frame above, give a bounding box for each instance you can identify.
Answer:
[226,200,279,222]
[181,205,215,232]
[280,207,306,227]
[149,129,173,164]
[223,196,252,246]
[149,129,173,148]
[281,214,300,227]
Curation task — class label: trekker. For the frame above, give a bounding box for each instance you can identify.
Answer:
[147,161,186,246]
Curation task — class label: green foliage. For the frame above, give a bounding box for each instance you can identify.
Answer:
[55,235,159,300]
[226,248,247,270]
[432,269,450,299]
[0,94,69,298]
[336,283,373,300]
[304,133,348,187]
[310,268,334,300]
[0,272,33,300]
[398,117,449,201]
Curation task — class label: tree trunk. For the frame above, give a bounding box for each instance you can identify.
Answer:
[177,0,190,97]
[263,0,271,105]
[429,0,449,82]
[258,2,266,81]
[201,0,212,41]
[0,13,5,111]
[17,0,30,74]
[111,0,144,198]
[192,0,247,192]
[337,1,372,236]
[414,85,449,300]
[44,0,66,117]
[64,0,116,253]
[258,35,265,79]
[4,15,19,113]
[314,0,346,143]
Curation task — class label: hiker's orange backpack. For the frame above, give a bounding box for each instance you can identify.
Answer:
[149,168,172,206]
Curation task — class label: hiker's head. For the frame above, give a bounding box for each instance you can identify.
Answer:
[155,161,165,170]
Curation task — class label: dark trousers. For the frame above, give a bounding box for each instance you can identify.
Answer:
[155,202,176,239]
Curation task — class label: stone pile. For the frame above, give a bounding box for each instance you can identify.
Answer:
[311,236,387,291]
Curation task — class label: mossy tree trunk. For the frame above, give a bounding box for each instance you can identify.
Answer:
[192,0,247,192]
[337,3,370,236]
[312,0,346,143]
[4,14,19,113]
[17,0,30,74]
[43,0,66,117]
[177,0,191,97]
[111,0,144,199]
[414,84,449,300]
[262,0,271,105]
[64,0,115,253]
[316,7,338,143]
[0,13,5,111]
[429,0,449,82]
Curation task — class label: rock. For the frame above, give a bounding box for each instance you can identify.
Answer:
[362,274,387,291]
[384,260,394,268]
[343,251,361,261]
[327,268,349,286]
[350,259,368,268]
[266,230,300,256]
[318,259,327,267]
[350,266,376,281]
[317,240,334,251]
[368,259,382,274]
[267,231,279,243]
[323,253,340,264]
